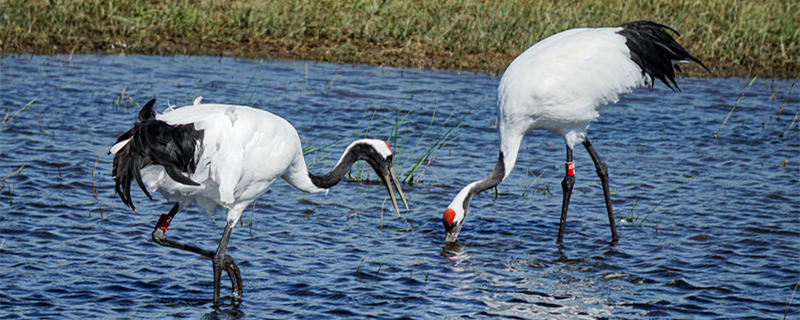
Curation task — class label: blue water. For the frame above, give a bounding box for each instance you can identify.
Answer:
[1,54,798,319]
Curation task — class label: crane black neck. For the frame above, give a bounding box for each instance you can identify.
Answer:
[308,143,379,189]
[469,152,505,197]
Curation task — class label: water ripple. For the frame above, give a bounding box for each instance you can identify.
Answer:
[0,55,798,319]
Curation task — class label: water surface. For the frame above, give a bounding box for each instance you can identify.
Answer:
[0,54,798,319]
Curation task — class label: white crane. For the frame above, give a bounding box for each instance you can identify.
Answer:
[110,98,408,308]
[442,20,709,243]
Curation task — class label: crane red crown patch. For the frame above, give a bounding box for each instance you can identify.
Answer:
[444,208,455,226]
[384,141,392,153]
[566,161,575,176]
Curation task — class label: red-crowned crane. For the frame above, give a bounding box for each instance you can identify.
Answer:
[442,20,709,243]
[110,98,408,308]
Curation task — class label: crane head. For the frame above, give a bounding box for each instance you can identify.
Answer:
[346,139,409,216]
[443,181,478,243]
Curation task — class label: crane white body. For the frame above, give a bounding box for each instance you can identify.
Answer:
[135,102,324,225]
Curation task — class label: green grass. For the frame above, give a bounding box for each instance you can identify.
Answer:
[520,168,550,198]
[0,164,27,205]
[623,176,693,227]
[391,101,474,184]
[714,77,758,139]
[345,96,481,185]
[1,0,797,78]
[1,98,36,127]
[778,83,798,141]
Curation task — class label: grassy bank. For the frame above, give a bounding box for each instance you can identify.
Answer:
[1,0,797,78]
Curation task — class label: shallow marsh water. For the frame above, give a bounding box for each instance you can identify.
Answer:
[0,54,798,319]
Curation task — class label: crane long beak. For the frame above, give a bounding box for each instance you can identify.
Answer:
[390,167,409,211]
[445,231,459,243]
[381,166,409,216]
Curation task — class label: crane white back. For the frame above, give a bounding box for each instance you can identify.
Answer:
[142,102,301,219]
[110,97,407,308]
[443,21,709,243]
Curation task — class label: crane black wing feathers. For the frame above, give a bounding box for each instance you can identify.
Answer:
[617,20,710,91]
[112,98,204,210]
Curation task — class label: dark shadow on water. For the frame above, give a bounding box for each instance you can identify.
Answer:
[440,241,471,265]
[204,296,244,320]
[442,241,463,254]
[203,307,245,320]
[152,294,243,319]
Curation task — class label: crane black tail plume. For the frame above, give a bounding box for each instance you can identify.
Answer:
[617,20,711,91]
[111,98,204,211]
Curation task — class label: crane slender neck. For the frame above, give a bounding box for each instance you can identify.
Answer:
[469,152,506,197]
[464,122,525,202]
[308,150,361,189]
[498,122,524,180]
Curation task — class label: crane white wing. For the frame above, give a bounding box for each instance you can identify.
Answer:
[498,27,645,147]
[153,104,303,213]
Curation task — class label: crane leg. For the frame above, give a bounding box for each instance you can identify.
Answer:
[582,140,619,243]
[150,203,243,308]
[557,146,574,243]
[212,222,236,308]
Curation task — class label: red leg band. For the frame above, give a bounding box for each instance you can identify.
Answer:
[156,214,173,232]
[566,161,575,176]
